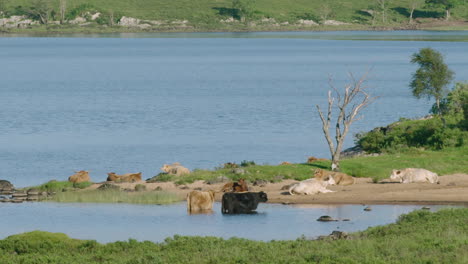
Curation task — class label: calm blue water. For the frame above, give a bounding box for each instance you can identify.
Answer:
[1,31,468,187]
[0,202,458,242]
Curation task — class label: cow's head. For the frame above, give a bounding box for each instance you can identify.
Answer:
[390,170,402,181]
[161,164,170,173]
[323,175,336,186]
[258,191,268,202]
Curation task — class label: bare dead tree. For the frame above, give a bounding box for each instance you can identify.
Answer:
[59,0,66,24]
[316,72,378,171]
[409,0,424,24]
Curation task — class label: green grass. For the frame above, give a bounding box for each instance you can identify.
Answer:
[1,208,467,263]
[47,189,180,204]
[21,180,93,192]
[3,0,468,32]
[160,147,467,184]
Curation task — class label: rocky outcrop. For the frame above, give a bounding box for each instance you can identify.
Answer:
[0,180,14,194]
[323,20,350,26]
[118,16,141,27]
[69,17,87,24]
[297,19,318,26]
[317,231,350,240]
[0,16,39,28]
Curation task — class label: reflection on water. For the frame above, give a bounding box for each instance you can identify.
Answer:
[0,202,462,243]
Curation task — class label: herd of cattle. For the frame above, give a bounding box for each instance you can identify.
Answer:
[67,162,440,215]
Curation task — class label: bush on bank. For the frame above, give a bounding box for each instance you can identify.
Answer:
[0,208,467,263]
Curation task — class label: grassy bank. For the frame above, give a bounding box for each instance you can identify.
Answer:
[48,189,180,204]
[1,208,467,263]
[1,0,467,33]
[157,147,467,184]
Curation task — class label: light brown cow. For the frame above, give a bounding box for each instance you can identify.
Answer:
[161,163,190,176]
[307,156,329,163]
[107,172,142,183]
[187,190,215,212]
[221,178,248,192]
[314,169,355,186]
[68,170,91,183]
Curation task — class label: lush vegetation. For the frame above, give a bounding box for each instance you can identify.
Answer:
[148,147,467,184]
[21,180,92,192]
[1,208,467,263]
[47,189,180,204]
[357,82,468,153]
[1,0,467,32]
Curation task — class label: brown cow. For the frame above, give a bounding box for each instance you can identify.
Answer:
[221,178,249,192]
[161,163,191,176]
[68,170,91,183]
[307,156,329,163]
[187,190,215,213]
[107,172,142,183]
[314,169,355,186]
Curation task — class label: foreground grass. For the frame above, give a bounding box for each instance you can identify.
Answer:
[161,147,467,184]
[0,208,467,263]
[48,189,180,204]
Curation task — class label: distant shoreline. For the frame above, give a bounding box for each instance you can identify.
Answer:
[1,21,468,36]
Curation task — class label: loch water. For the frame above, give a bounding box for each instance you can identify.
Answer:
[1,31,468,187]
[0,202,460,242]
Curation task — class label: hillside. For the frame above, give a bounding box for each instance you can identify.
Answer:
[1,0,468,32]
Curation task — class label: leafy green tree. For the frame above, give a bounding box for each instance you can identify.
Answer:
[232,0,256,22]
[425,0,462,20]
[410,48,454,115]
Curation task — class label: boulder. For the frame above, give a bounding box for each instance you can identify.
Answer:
[297,19,318,26]
[69,17,87,24]
[97,183,120,191]
[232,168,246,175]
[204,176,230,184]
[253,179,268,186]
[0,180,14,192]
[317,215,338,222]
[323,20,350,26]
[118,16,140,27]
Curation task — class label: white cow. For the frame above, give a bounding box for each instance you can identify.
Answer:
[390,168,439,184]
[289,176,336,195]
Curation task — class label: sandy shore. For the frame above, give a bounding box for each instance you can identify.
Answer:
[88,173,468,205]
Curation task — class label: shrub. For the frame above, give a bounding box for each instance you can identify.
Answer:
[134,184,146,192]
[240,160,256,167]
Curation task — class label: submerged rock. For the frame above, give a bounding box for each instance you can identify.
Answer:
[317,215,338,222]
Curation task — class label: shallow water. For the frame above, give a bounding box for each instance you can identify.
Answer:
[1,31,468,187]
[0,202,460,242]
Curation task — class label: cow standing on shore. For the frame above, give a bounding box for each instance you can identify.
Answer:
[221,192,268,214]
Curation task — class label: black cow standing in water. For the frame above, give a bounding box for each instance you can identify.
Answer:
[221,191,268,214]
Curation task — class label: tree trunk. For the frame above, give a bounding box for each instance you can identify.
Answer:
[446,9,450,21]
[331,154,340,172]
[409,8,414,24]
[436,97,441,115]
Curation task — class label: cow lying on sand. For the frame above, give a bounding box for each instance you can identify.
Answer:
[68,170,91,183]
[187,190,215,213]
[221,178,248,192]
[221,192,268,214]
[314,169,355,186]
[390,168,439,184]
[107,172,142,183]
[289,176,336,195]
[161,163,191,176]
